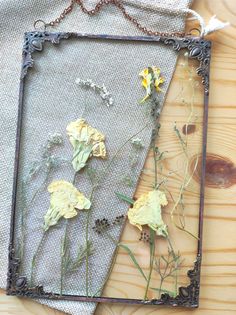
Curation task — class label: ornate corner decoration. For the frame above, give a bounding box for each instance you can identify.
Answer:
[8,32,210,308]
[7,243,57,299]
[22,31,71,79]
[160,37,211,95]
[159,254,201,307]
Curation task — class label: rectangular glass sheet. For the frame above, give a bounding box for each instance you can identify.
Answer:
[7,32,211,308]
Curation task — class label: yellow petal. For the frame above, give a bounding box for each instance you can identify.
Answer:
[48,180,77,194]
[92,141,107,159]
[139,68,149,78]
[128,190,168,237]
[67,119,107,171]
[75,196,91,210]
[62,206,78,219]
[44,180,91,231]
[142,78,148,89]
[139,67,164,103]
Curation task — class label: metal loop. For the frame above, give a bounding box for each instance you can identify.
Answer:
[34,19,47,31]
[187,28,201,37]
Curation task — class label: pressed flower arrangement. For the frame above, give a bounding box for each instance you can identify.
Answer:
[16,61,200,299]
[17,61,200,298]
[8,33,209,308]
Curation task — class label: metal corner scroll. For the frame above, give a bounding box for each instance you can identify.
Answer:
[7,243,57,299]
[159,254,201,307]
[160,36,211,95]
[22,31,71,79]
[8,32,210,307]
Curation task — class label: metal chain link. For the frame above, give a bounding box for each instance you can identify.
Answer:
[42,0,187,37]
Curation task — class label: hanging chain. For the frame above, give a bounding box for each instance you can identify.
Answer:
[46,0,75,26]
[36,0,187,37]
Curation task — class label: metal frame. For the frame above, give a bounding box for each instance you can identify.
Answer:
[7,32,211,308]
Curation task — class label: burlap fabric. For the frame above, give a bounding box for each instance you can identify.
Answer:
[0,0,192,314]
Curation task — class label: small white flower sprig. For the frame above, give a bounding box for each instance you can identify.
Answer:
[131,137,144,150]
[75,78,114,107]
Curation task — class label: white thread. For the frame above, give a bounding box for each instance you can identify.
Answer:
[183,9,230,37]
[203,15,230,36]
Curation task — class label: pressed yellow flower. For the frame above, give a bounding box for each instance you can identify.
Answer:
[44,180,91,231]
[139,66,165,103]
[66,119,107,172]
[127,189,168,237]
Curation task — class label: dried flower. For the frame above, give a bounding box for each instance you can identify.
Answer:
[131,137,144,150]
[139,67,164,103]
[49,132,63,145]
[75,78,114,107]
[139,231,152,244]
[67,119,107,172]
[43,133,64,154]
[44,180,91,231]
[112,215,125,225]
[92,218,110,234]
[127,189,168,237]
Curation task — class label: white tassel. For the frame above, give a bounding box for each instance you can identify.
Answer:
[203,15,230,36]
[183,9,230,37]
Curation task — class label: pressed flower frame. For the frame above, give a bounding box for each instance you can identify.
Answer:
[7,32,211,308]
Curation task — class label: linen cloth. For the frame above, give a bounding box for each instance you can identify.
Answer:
[0,0,192,314]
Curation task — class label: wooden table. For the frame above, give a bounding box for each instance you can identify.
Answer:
[1,0,236,314]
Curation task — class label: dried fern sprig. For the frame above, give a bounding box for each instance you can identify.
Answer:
[153,247,183,298]
[60,222,94,295]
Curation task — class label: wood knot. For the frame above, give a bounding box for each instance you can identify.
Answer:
[190,154,236,188]
[182,124,196,135]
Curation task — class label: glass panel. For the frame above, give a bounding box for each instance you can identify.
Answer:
[9,34,208,307]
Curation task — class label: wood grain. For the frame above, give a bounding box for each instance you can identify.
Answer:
[1,0,236,314]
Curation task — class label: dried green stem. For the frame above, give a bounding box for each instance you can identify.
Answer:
[84,123,150,295]
[60,220,69,295]
[30,231,46,286]
[170,63,199,239]
[154,239,182,298]
[60,218,93,295]
[144,228,156,300]
[19,135,64,274]
[166,235,178,296]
